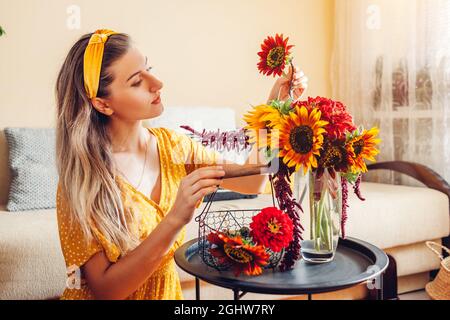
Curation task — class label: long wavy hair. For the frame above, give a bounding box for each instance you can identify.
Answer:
[55,32,141,256]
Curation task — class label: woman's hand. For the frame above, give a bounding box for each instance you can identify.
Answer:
[267,65,308,103]
[167,166,225,226]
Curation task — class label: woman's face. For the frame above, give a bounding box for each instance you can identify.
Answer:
[102,47,164,121]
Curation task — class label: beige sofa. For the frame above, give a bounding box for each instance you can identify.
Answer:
[0,108,449,300]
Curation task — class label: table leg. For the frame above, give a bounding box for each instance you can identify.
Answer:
[308,294,312,300]
[233,289,240,300]
[195,277,200,300]
[377,273,384,300]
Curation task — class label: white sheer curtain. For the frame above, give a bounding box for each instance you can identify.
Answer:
[331,0,450,186]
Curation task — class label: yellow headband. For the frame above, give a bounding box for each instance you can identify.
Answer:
[83,29,118,99]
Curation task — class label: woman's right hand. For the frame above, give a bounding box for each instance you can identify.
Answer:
[167,166,225,226]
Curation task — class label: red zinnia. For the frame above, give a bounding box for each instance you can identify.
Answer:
[257,34,294,77]
[294,97,356,140]
[207,232,270,277]
[249,207,294,252]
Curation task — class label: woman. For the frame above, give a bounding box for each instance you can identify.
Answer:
[55,29,307,300]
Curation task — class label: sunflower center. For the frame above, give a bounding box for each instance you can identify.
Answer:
[267,47,285,68]
[290,125,314,154]
[224,244,254,263]
[322,145,344,167]
[353,140,365,156]
[267,218,281,234]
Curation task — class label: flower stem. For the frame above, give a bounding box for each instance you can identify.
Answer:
[288,61,295,100]
[314,189,326,251]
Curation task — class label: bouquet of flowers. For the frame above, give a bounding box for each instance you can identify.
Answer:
[244,34,381,268]
[185,34,380,274]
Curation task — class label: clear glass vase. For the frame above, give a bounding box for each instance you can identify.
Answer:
[294,168,342,264]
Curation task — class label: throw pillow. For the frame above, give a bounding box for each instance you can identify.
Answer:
[4,128,58,211]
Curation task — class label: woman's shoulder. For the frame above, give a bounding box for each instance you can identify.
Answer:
[148,126,182,137]
[147,126,192,148]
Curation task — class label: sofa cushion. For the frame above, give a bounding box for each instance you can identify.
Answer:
[385,239,442,277]
[344,182,449,249]
[0,205,66,299]
[4,128,58,211]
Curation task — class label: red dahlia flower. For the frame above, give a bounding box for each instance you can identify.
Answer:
[250,207,294,252]
[207,232,270,277]
[294,97,356,140]
[257,34,294,77]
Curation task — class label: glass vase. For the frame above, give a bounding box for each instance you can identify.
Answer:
[294,168,342,264]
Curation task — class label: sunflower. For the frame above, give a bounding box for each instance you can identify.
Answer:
[243,104,281,150]
[257,34,294,77]
[250,207,294,252]
[207,232,270,277]
[276,106,328,174]
[347,127,381,173]
[317,137,351,179]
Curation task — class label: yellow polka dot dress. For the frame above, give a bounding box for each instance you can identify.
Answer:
[56,127,218,300]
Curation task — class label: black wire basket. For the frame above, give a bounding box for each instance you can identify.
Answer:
[194,174,284,272]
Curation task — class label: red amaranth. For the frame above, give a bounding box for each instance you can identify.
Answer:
[273,163,304,271]
[341,177,349,239]
[354,174,366,201]
[180,125,252,153]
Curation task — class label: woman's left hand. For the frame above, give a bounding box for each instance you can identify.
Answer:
[267,65,308,103]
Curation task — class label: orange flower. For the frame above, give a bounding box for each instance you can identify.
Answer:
[243,104,281,150]
[257,34,294,77]
[276,106,328,174]
[207,232,270,277]
[347,127,381,173]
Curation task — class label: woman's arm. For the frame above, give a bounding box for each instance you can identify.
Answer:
[267,65,308,103]
[82,214,183,300]
[220,142,271,195]
[82,166,225,300]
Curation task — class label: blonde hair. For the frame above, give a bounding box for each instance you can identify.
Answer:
[55,32,141,256]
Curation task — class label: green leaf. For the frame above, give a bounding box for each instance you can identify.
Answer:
[270,99,282,108]
[275,99,293,115]
[285,55,293,65]
[263,146,272,159]
[263,147,279,163]
[342,172,360,184]
[346,132,354,142]
[0,26,5,37]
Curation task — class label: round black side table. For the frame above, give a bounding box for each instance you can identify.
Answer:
[174,237,389,300]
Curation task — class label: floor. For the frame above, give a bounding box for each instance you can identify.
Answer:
[398,290,431,300]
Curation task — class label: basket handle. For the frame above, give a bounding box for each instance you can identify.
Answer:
[426,241,450,260]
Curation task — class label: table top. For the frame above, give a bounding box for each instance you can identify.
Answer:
[174,237,389,295]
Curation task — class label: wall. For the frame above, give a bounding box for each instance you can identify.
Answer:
[0,0,334,204]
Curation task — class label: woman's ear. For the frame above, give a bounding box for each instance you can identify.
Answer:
[91,97,114,116]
